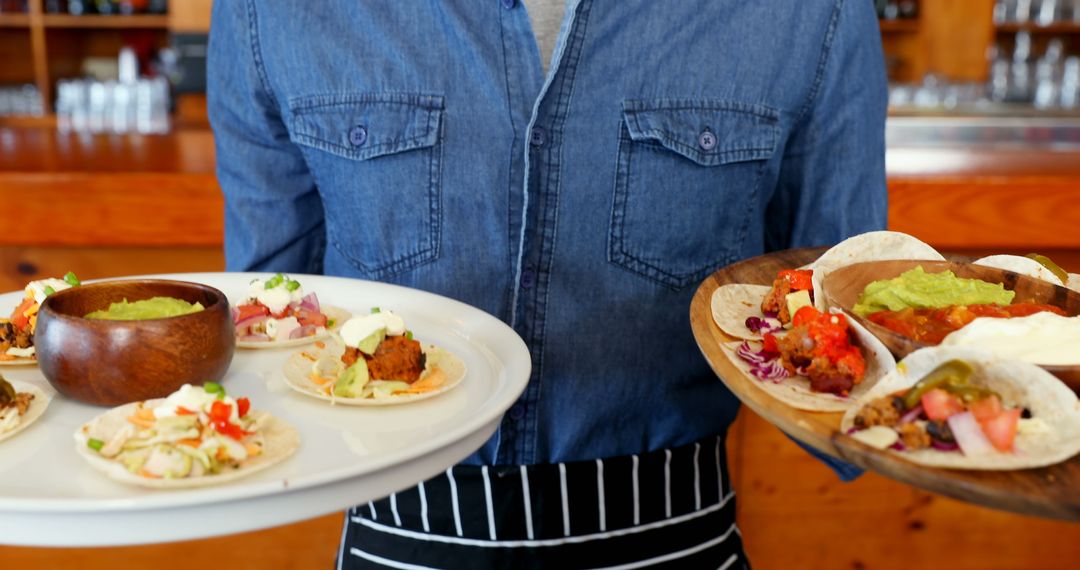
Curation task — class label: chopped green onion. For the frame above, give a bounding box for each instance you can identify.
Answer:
[87,438,104,451]
[405,330,413,340]
[264,274,285,289]
[285,280,301,292]
[43,285,55,296]
[203,381,223,395]
[63,271,80,286]
[371,307,381,314]
[327,319,336,328]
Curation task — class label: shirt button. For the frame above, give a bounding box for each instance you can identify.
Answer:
[348,125,368,147]
[698,128,717,151]
[529,126,546,147]
[520,267,536,289]
[501,0,516,8]
[509,404,525,421]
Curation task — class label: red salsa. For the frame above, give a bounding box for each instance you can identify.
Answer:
[867,303,1067,344]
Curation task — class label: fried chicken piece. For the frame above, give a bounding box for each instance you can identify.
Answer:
[898,422,931,450]
[854,396,903,429]
[0,392,33,416]
[365,336,426,383]
[761,276,793,324]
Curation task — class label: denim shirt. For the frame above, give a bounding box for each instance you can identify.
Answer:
[208,0,888,468]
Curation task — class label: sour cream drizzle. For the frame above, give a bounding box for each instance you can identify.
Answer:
[941,313,1080,366]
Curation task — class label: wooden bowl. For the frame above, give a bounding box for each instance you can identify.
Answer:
[820,260,1080,394]
[35,279,235,406]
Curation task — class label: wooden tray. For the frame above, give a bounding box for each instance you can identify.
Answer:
[690,248,1080,522]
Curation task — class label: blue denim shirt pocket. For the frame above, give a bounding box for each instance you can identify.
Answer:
[609,99,780,289]
[287,92,445,280]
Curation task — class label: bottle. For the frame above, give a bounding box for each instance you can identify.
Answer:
[67,0,89,15]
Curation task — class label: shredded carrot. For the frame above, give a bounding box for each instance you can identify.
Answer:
[400,368,446,394]
[126,415,155,429]
[244,442,262,456]
[176,438,202,448]
[138,469,161,479]
[215,447,229,461]
[308,373,335,386]
[314,341,326,349]
[301,352,317,362]
[135,407,155,421]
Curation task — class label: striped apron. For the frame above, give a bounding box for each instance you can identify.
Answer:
[337,435,748,569]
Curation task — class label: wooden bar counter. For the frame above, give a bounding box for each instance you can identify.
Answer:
[1,124,1078,569]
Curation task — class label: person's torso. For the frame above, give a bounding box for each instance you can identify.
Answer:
[247,0,850,464]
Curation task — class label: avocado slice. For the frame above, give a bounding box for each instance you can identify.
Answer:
[784,289,813,326]
[333,359,371,398]
[356,328,386,356]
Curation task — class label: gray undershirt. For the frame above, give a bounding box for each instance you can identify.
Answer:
[523,0,567,74]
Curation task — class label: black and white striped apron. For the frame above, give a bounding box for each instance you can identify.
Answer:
[337,435,748,569]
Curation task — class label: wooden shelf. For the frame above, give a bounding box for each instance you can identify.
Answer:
[996,22,1080,33]
[41,14,169,29]
[879,19,920,33]
[0,13,31,28]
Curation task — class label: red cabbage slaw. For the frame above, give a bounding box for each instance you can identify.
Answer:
[744,316,782,335]
[734,341,789,382]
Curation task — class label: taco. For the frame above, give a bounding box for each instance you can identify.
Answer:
[283,309,466,406]
[0,376,49,443]
[234,273,351,349]
[807,231,944,309]
[720,304,895,412]
[74,383,299,488]
[841,346,1080,470]
[0,272,81,365]
[973,254,1067,288]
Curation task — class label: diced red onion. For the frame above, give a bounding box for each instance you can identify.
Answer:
[930,439,960,452]
[238,333,271,343]
[762,310,778,318]
[744,316,782,335]
[889,441,906,451]
[947,412,995,457]
[899,404,924,425]
[235,314,269,331]
[300,293,321,312]
[289,324,318,339]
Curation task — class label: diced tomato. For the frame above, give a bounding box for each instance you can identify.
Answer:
[791,305,820,327]
[175,406,197,416]
[214,421,249,441]
[235,303,270,323]
[778,269,814,291]
[761,333,780,355]
[980,408,1021,452]
[921,388,966,421]
[236,397,251,418]
[968,395,1002,423]
[209,400,233,424]
[9,297,35,331]
[296,309,328,328]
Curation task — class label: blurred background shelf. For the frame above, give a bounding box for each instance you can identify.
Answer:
[40,14,169,28]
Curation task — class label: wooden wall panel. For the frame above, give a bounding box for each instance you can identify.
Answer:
[0,246,224,292]
[0,173,222,246]
[888,177,1080,250]
[169,0,213,33]
[0,514,343,570]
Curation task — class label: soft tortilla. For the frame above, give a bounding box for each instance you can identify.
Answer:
[1068,273,1080,294]
[840,346,1080,470]
[0,356,37,367]
[282,340,466,406]
[710,284,775,340]
[0,381,49,443]
[973,255,1066,287]
[720,310,896,412]
[237,305,352,349]
[809,231,944,310]
[73,400,299,489]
